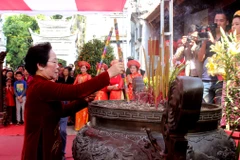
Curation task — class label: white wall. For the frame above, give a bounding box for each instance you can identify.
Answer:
[139,20,160,75]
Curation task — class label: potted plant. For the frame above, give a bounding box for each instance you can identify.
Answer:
[206,28,240,158]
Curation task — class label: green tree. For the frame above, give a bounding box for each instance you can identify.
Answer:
[3,14,39,69]
[76,39,115,77]
[57,58,67,67]
[36,14,46,20]
[51,14,63,19]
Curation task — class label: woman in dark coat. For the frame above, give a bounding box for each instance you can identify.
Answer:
[21,42,124,160]
[56,66,75,158]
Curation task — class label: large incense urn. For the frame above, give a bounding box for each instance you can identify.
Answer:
[72,77,236,160]
[186,103,236,159]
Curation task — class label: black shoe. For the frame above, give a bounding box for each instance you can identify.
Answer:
[16,122,20,125]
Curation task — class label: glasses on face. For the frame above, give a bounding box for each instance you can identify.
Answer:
[48,61,58,65]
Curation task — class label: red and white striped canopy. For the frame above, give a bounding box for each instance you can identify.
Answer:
[0,0,127,13]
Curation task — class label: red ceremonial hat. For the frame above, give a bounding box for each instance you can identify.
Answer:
[78,61,91,69]
[110,59,119,66]
[96,63,108,70]
[127,60,140,69]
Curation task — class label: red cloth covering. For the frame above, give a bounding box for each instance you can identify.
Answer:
[78,61,91,69]
[21,72,110,160]
[109,75,124,100]
[127,60,141,69]
[127,73,142,100]
[0,0,127,12]
[5,86,15,106]
[96,63,108,70]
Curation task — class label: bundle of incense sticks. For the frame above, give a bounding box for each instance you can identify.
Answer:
[142,46,149,82]
[146,35,170,106]
[114,18,130,103]
[148,38,157,105]
[96,27,113,76]
[164,43,170,99]
[161,28,170,99]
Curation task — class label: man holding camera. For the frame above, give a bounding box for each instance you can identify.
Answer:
[173,25,201,77]
[198,10,229,105]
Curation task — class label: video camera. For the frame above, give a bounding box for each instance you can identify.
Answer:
[196,23,217,39]
[186,36,195,43]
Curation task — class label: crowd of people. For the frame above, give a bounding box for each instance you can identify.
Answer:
[2,66,31,125]
[173,9,240,116]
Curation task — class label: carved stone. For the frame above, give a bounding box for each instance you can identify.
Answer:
[72,126,165,160]
[162,76,203,160]
[186,103,236,160]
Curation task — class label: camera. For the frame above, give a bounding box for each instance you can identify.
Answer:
[187,36,194,43]
[196,23,217,38]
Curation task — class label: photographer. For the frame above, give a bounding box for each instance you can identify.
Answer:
[198,9,229,105]
[173,25,201,77]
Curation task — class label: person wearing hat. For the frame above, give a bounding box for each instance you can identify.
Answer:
[94,63,109,101]
[73,61,91,85]
[73,61,92,131]
[107,59,124,100]
[126,56,145,76]
[127,60,142,100]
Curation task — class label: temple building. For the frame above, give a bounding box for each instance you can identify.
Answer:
[29,18,77,65]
